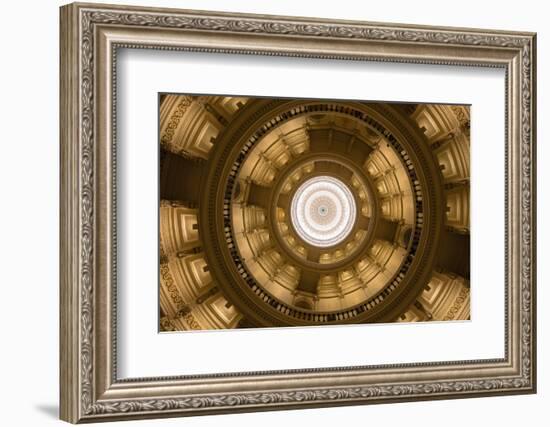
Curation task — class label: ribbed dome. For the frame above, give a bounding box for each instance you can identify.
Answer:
[158,95,471,331]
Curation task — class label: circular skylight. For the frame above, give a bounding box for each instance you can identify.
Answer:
[290,176,357,247]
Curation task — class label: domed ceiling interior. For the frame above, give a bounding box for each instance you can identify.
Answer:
[159,95,470,331]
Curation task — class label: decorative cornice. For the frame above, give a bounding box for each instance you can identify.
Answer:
[443,287,470,321]
[450,106,471,137]
[160,96,193,152]
[159,263,190,316]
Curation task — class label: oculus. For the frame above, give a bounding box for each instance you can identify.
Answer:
[290,176,357,248]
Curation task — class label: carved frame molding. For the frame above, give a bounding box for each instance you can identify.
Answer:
[60,2,536,423]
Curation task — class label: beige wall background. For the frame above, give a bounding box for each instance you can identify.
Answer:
[0,0,545,425]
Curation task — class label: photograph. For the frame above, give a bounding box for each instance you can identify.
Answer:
[159,95,471,331]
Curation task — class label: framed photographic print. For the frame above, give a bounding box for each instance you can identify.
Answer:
[60,2,537,423]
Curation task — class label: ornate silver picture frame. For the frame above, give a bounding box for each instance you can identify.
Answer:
[60,2,536,423]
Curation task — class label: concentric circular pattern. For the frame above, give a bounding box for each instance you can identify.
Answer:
[291,176,356,247]
[176,97,475,328]
[213,101,439,326]
[160,95,471,331]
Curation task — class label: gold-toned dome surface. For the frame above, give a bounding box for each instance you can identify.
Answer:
[158,95,471,331]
